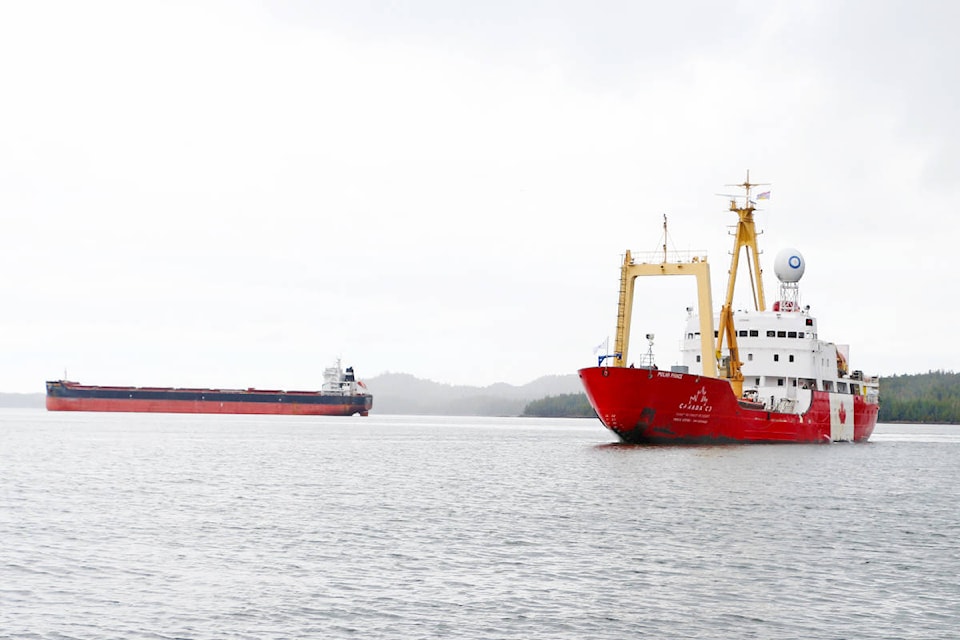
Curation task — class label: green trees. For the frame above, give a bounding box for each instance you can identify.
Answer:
[879,370,960,423]
[522,393,596,418]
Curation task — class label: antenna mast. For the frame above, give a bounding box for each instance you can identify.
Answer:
[715,170,770,397]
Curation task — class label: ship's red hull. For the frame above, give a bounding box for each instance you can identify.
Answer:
[579,366,878,444]
[45,380,372,416]
[45,396,368,416]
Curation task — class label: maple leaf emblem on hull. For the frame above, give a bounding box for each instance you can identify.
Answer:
[838,402,847,424]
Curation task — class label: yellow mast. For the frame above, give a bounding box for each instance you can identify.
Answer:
[715,170,769,397]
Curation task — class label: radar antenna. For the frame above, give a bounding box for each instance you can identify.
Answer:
[724,169,770,206]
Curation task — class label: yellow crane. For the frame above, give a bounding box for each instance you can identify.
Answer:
[611,216,715,377]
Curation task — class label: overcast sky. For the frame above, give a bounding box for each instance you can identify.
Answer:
[2,1,957,392]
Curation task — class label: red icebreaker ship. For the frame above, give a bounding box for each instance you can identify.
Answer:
[579,173,879,444]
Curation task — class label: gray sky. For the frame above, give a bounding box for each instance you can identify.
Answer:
[2,1,957,392]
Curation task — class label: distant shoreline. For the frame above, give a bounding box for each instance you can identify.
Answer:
[0,393,45,408]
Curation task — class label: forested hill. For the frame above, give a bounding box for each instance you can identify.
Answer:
[878,370,960,423]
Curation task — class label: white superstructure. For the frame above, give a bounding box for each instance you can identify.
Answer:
[321,359,368,396]
[679,249,879,413]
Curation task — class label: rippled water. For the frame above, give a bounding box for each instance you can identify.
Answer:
[2,410,959,639]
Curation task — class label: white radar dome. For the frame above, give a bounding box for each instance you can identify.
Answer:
[774,249,805,283]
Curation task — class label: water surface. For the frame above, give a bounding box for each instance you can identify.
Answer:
[2,411,958,638]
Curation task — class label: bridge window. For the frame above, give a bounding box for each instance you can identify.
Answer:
[749,330,759,337]
[778,378,785,386]
[738,330,748,337]
[788,331,797,338]
[789,355,795,363]
[774,354,780,362]
[767,330,775,337]
[748,353,754,361]
[696,355,701,362]
[777,331,786,338]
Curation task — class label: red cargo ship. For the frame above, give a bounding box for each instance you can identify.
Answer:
[46,360,372,416]
[579,173,879,444]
